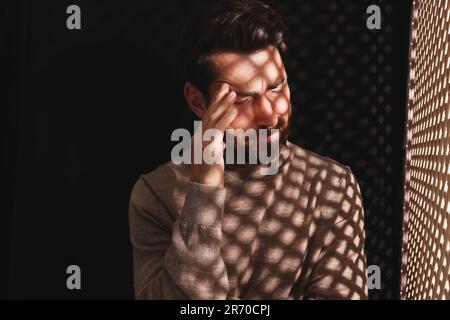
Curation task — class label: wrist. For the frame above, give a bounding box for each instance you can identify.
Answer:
[191,172,224,187]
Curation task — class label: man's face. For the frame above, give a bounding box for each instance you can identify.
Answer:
[207,46,292,146]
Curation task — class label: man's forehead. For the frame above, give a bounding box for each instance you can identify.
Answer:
[209,46,285,89]
[210,46,283,68]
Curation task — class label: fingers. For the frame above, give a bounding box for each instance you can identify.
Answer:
[216,104,238,131]
[211,83,230,105]
[209,91,236,123]
[202,82,238,131]
[203,83,230,119]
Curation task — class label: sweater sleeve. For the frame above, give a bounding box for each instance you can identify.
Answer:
[303,167,368,300]
[129,178,230,300]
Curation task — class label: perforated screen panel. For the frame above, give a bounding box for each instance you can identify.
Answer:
[401,0,450,300]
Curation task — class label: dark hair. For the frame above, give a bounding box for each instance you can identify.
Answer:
[179,0,289,97]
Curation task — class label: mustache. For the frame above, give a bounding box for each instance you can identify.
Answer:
[258,117,288,132]
[222,117,290,143]
[268,117,290,145]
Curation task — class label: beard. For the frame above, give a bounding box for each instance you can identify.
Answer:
[223,115,290,166]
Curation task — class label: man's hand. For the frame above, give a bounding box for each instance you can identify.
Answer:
[191,83,237,187]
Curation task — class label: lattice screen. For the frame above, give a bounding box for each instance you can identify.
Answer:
[401,0,450,300]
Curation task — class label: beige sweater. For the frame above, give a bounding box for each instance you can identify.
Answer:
[129,141,368,300]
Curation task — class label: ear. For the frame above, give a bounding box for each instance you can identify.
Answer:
[184,82,208,119]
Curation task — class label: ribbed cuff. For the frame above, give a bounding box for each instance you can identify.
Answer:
[180,181,227,227]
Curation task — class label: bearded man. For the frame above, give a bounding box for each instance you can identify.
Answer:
[129,0,368,300]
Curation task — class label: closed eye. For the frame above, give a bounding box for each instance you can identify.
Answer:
[268,84,283,95]
[269,79,286,93]
[235,97,252,106]
[271,84,283,92]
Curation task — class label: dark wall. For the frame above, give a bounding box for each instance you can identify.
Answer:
[3,0,412,299]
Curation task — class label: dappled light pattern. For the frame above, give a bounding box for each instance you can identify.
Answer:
[129,22,367,299]
[272,0,409,299]
[129,142,368,299]
[401,0,450,300]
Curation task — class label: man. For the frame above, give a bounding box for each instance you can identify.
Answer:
[129,0,368,299]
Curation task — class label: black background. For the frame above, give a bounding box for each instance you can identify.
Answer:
[2,0,412,299]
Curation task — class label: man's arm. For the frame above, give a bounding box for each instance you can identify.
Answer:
[129,177,229,299]
[303,166,368,300]
[129,83,238,299]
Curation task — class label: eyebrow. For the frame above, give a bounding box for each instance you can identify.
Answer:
[233,77,286,97]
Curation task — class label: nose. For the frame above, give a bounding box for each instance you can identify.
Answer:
[255,95,277,128]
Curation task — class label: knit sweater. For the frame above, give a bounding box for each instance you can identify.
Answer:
[128,141,368,300]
